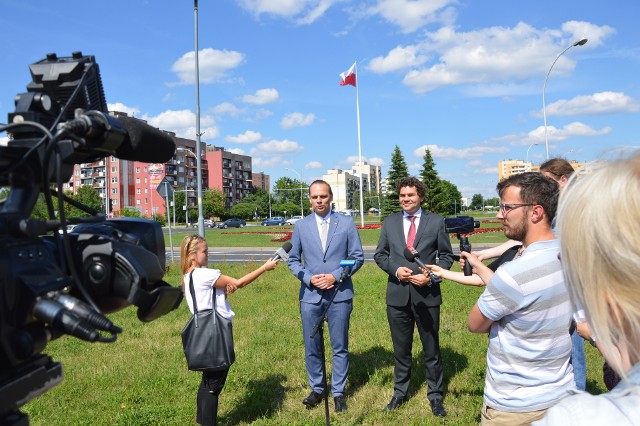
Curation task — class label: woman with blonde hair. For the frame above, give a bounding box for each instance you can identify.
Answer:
[180,234,280,426]
[536,151,640,424]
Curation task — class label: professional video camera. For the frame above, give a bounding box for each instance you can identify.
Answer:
[445,216,480,276]
[0,52,182,424]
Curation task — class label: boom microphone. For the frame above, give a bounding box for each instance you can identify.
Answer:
[272,241,293,261]
[403,247,442,285]
[62,110,176,163]
[339,257,357,282]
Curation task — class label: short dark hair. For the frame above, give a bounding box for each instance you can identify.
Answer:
[396,176,425,198]
[497,172,559,223]
[540,158,575,180]
[308,180,333,196]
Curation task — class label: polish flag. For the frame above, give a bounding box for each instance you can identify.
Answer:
[339,63,356,87]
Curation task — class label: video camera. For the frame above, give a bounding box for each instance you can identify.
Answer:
[445,216,480,276]
[1,52,182,424]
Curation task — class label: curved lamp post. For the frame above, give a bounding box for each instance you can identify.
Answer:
[285,167,305,217]
[178,146,203,233]
[543,37,587,160]
[526,143,538,163]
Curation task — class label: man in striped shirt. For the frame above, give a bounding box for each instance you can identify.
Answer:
[465,172,575,426]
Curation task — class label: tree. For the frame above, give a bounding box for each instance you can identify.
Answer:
[237,188,270,217]
[202,189,225,219]
[470,194,484,210]
[272,177,309,217]
[431,180,462,216]
[382,145,409,217]
[120,207,142,218]
[420,148,442,211]
[229,202,256,219]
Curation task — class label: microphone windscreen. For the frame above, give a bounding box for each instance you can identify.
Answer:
[282,241,293,253]
[403,247,416,262]
[115,115,176,163]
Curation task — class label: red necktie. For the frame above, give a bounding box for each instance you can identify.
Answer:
[406,215,416,249]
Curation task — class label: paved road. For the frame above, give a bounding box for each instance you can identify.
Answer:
[164,244,499,264]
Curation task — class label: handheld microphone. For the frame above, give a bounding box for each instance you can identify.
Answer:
[459,236,472,276]
[339,257,357,282]
[272,241,293,261]
[403,247,442,285]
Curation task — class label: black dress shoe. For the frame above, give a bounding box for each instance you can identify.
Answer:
[302,391,324,409]
[334,395,347,412]
[383,396,405,412]
[430,398,447,417]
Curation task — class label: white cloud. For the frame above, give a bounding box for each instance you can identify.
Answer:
[226,148,246,155]
[367,0,457,34]
[412,144,509,159]
[541,92,640,117]
[242,88,279,105]
[501,121,613,146]
[369,157,385,166]
[210,102,246,118]
[225,130,263,144]
[171,48,244,85]
[305,161,323,169]
[250,139,304,156]
[367,45,430,73]
[141,109,220,141]
[281,112,316,129]
[390,21,614,94]
[249,109,274,121]
[253,155,292,169]
[237,0,340,25]
[108,102,140,117]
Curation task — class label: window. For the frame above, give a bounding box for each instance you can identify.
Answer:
[111,188,117,194]
[144,167,147,172]
[144,198,148,204]
[111,167,117,173]
[136,189,141,194]
[136,178,140,183]
[111,177,117,183]
[144,188,148,194]
[136,199,141,205]
[136,167,140,173]
[144,178,147,183]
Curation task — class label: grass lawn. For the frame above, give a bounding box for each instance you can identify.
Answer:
[24,261,607,425]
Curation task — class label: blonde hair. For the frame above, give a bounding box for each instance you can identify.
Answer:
[180,234,206,276]
[557,151,640,377]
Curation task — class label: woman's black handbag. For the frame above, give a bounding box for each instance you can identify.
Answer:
[181,271,235,371]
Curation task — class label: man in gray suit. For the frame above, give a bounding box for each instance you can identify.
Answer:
[287,180,364,413]
[374,176,453,417]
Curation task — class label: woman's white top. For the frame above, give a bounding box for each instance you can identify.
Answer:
[183,267,235,319]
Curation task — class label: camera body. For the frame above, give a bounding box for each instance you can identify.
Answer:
[444,216,479,276]
[0,52,181,423]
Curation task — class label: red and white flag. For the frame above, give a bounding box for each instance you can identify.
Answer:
[339,62,356,87]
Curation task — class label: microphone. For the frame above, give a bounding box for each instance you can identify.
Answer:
[339,257,357,282]
[272,241,293,261]
[62,110,176,163]
[403,247,442,285]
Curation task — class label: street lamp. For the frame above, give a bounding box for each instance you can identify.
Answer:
[543,37,588,160]
[178,146,204,236]
[285,167,304,217]
[193,0,205,237]
[526,143,538,163]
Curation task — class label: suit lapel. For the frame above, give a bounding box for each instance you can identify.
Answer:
[324,212,338,253]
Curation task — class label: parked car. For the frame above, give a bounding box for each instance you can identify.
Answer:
[285,215,303,225]
[217,218,246,229]
[261,216,285,226]
[193,219,216,228]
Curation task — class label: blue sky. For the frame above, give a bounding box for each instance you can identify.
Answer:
[1,0,639,199]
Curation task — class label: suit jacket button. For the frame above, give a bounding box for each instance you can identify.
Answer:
[323,260,326,263]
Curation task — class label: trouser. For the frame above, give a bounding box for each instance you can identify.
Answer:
[481,402,547,426]
[196,369,229,426]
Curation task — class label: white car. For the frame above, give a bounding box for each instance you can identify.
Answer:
[285,215,303,225]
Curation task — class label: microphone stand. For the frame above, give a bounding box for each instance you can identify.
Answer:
[310,273,348,426]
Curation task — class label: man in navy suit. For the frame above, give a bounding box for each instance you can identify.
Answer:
[287,180,364,413]
[374,176,453,417]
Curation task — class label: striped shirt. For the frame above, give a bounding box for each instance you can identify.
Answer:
[478,239,575,412]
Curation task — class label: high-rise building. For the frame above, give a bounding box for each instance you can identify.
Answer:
[322,169,360,212]
[206,146,253,208]
[350,161,382,194]
[498,160,539,181]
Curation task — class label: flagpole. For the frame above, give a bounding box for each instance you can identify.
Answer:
[354,62,364,227]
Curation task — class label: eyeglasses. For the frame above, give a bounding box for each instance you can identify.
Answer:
[498,203,535,214]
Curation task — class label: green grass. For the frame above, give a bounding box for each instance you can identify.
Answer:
[23,262,607,426]
[167,217,508,248]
